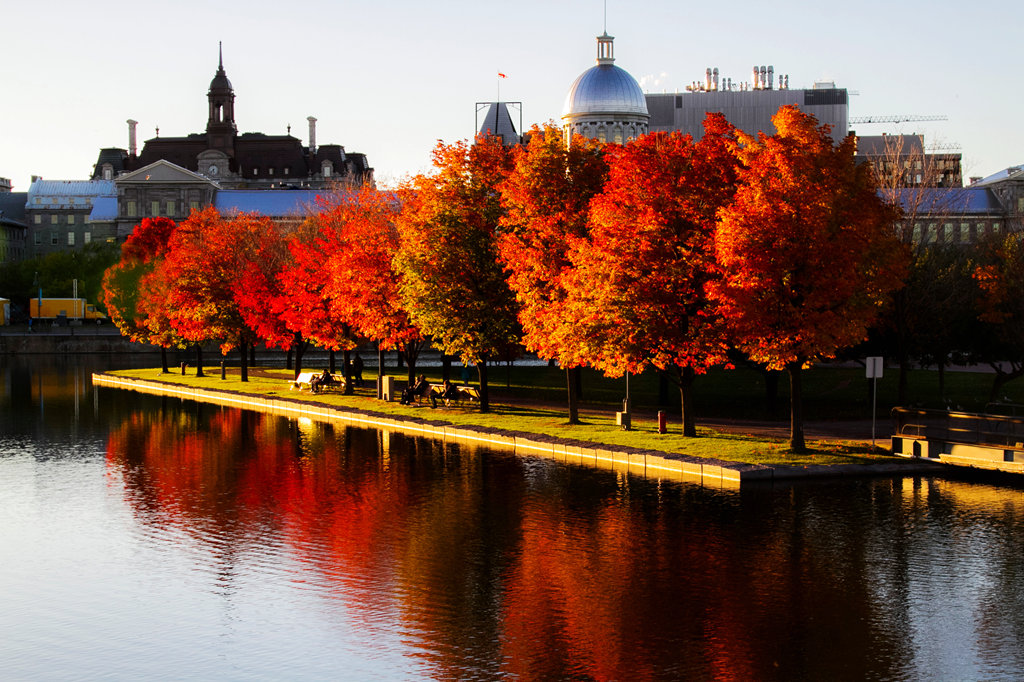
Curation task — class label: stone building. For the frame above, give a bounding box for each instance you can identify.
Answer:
[25,179,116,258]
[562,33,649,144]
[0,188,27,264]
[91,47,373,190]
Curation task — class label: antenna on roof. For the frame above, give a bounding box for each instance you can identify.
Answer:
[603,0,607,33]
[218,41,223,70]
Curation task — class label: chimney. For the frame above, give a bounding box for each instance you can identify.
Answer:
[307,116,318,155]
[705,68,712,91]
[127,119,138,157]
[752,66,759,89]
[767,66,774,90]
[760,66,767,90]
[713,67,719,91]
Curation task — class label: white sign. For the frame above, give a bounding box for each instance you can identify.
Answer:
[866,356,884,379]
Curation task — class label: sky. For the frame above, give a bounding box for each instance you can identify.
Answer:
[2,0,1021,191]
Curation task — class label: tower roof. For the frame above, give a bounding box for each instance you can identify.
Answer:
[209,42,233,93]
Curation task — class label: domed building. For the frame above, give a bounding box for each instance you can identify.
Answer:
[562,33,649,144]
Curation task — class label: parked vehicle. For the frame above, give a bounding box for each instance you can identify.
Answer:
[30,298,107,323]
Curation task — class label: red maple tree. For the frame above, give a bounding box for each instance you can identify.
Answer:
[560,116,740,436]
[498,124,609,423]
[711,105,907,451]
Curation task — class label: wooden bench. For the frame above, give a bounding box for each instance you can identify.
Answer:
[292,371,345,393]
[428,383,480,407]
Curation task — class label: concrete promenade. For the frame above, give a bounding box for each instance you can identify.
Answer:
[92,372,945,490]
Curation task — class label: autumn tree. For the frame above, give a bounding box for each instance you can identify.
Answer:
[102,217,184,373]
[320,186,426,387]
[498,124,609,423]
[557,117,740,436]
[395,135,519,412]
[278,204,360,386]
[162,207,269,382]
[711,105,907,452]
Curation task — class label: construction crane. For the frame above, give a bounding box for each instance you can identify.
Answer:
[849,114,948,124]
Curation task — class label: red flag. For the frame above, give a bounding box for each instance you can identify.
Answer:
[498,72,507,79]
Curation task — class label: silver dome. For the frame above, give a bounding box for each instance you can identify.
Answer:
[562,63,648,117]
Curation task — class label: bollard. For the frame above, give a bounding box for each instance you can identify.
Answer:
[221,360,226,380]
[180,362,187,375]
[658,410,667,434]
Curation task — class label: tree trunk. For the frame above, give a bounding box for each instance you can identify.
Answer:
[239,335,248,382]
[477,360,490,413]
[405,342,417,384]
[293,333,305,380]
[897,351,910,406]
[679,366,697,437]
[566,366,580,424]
[195,345,204,377]
[764,369,780,419]
[441,353,451,383]
[377,347,385,400]
[342,349,353,395]
[160,347,169,374]
[788,363,806,453]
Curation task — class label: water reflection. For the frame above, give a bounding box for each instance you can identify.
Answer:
[2,356,1024,679]
[98,397,1024,680]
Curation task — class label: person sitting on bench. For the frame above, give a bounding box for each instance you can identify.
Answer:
[400,375,430,405]
[430,380,461,408]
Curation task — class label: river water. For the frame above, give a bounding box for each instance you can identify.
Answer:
[2,355,1023,680]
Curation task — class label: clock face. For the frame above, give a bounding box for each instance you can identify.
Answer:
[208,165,219,176]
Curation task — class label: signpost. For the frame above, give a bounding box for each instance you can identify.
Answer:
[866,356,883,448]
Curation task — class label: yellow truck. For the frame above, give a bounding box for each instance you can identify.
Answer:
[30,298,107,323]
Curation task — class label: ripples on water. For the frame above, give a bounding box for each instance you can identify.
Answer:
[2,358,1024,680]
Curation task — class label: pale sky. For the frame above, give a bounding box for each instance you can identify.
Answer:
[2,0,1020,191]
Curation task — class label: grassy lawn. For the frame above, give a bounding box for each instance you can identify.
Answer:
[108,366,911,468]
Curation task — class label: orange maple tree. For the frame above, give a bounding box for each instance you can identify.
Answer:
[319,186,426,385]
[560,117,740,436]
[711,105,907,451]
[498,124,609,423]
[394,136,519,412]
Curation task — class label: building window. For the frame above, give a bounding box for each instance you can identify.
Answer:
[103,165,113,181]
[151,201,160,216]
[167,200,175,215]
[912,223,922,243]
[51,233,58,245]
[268,167,274,175]
[67,232,75,246]
[284,167,290,176]
[33,214,41,224]
[253,167,259,176]
[927,223,937,243]
[127,201,136,216]
[68,214,76,225]
[50,214,58,225]
[993,222,1002,234]
[34,232,41,245]
[960,223,970,243]
[190,201,200,212]
[84,232,91,244]
[322,161,332,178]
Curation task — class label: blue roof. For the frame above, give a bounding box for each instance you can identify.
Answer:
[892,187,1003,215]
[89,196,119,221]
[214,190,328,217]
[27,180,115,207]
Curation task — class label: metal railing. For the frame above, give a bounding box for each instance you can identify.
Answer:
[892,407,1024,449]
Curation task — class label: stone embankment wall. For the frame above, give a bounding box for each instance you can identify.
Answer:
[93,373,940,489]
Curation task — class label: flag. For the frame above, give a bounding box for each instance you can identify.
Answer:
[498,72,507,79]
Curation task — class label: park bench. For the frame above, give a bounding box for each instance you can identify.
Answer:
[292,371,345,393]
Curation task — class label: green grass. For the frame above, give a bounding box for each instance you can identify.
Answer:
[107,366,906,468]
